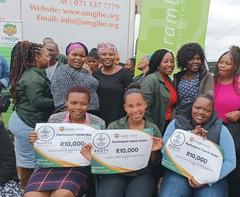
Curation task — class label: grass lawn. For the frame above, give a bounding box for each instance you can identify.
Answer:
[3,103,13,128]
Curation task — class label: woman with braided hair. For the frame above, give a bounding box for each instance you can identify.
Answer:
[214,46,240,197]
[8,41,55,190]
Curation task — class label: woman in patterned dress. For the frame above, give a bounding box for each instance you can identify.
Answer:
[51,42,99,115]
[24,86,105,197]
[174,42,214,110]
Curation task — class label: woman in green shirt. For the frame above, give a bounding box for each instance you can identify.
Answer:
[8,41,55,189]
[82,83,163,197]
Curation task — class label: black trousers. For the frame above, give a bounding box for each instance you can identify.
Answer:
[225,122,240,197]
[228,157,240,197]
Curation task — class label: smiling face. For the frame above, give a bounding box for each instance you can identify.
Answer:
[67,47,87,69]
[99,48,116,67]
[186,54,202,74]
[217,53,237,78]
[124,93,146,123]
[66,92,89,122]
[158,52,175,76]
[191,97,213,125]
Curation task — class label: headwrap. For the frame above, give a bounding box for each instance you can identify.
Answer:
[65,42,88,56]
[97,42,118,55]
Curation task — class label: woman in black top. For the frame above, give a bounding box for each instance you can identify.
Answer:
[93,43,133,126]
[0,122,22,196]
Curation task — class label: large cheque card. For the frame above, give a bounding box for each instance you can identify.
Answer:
[91,129,153,174]
[162,129,223,184]
[34,123,96,167]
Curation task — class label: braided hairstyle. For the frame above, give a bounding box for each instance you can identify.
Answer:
[215,45,240,95]
[10,41,43,103]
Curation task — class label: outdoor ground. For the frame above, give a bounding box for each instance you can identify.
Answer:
[3,102,13,128]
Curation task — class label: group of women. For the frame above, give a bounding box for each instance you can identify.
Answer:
[141,43,239,197]
[1,40,239,197]
[140,43,239,197]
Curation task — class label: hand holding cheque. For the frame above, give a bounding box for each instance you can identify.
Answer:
[30,123,163,173]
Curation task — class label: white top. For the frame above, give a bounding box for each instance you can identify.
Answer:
[46,61,58,81]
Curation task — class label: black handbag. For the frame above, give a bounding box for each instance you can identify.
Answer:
[0,94,11,112]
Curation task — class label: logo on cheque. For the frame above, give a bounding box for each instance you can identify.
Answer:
[170,131,185,146]
[114,133,119,138]
[37,126,55,141]
[93,133,110,149]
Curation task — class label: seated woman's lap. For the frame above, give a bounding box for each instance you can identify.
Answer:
[97,171,155,197]
[159,170,228,197]
[194,179,228,197]
[24,189,75,197]
[96,174,127,197]
[125,171,155,197]
[159,170,192,197]
[25,167,90,196]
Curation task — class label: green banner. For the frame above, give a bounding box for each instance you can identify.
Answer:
[135,0,210,75]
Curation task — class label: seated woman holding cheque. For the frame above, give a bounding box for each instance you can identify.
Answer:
[25,86,105,197]
[82,83,163,197]
[159,94,236,197]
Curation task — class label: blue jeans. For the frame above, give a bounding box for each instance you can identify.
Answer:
[97,170,155,197]
[159,170,228,197]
